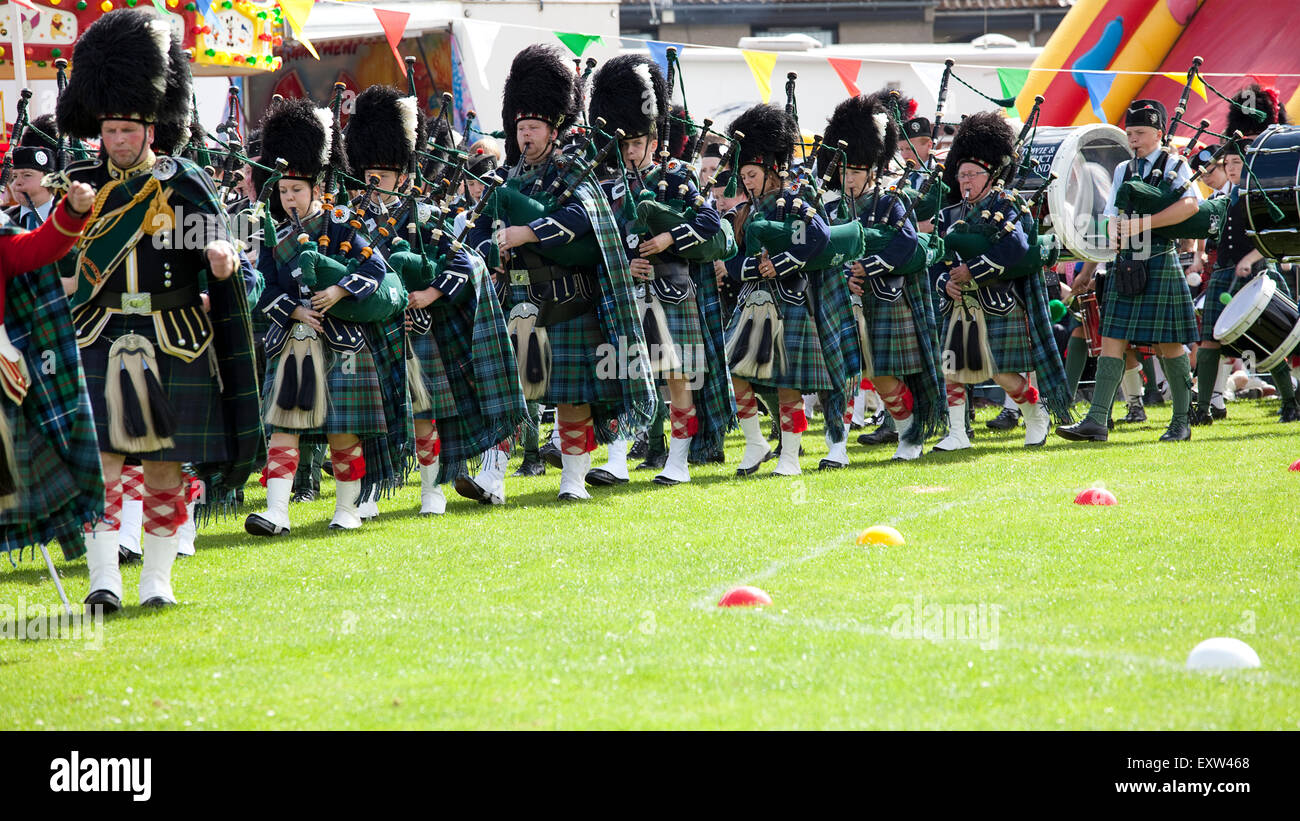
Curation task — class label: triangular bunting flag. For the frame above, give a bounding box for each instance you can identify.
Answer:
[374,8,411,74]
[280,0,319,60]
[828,58,862,97]
[1162,71,1207,101]
[459,19,501,92]
[742,50,779,104]
[555,32,603,59]
[997,67,1030,116]
[646,41,686,77]
[1082,71,1117,122]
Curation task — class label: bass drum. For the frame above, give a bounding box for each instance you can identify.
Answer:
[1011,124,1131,264]
[1213,274,1300,372]
[1244,124,1300,261]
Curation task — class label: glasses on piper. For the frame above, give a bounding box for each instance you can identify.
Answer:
[956,170,989,181]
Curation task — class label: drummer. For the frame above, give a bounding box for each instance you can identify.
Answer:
[1193,141,1300,425]
[1059,99,1201,444]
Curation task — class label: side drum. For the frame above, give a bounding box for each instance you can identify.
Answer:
[1212,274,1300,372]
[1244,124,1300,261]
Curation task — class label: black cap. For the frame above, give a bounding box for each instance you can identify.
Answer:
[903,117,932,139]
[1125,99,1168,132]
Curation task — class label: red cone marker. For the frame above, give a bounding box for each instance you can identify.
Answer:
[718,586,772,607]
[1074,488,1116,506]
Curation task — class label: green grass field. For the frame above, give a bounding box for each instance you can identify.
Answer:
[3,398,1298,730]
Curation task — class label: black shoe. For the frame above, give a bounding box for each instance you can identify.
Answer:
[772,444,805,458]
[321,460,333,477]
[1143,388,1166,406]
[84,589,121,616]
[244,514,290,537]
[768,420,781,442]
[1120,402,1147,423]
[628,433,649,460]
[511,459,546,477]
[1159,419,1191,441]
[140,597,173,609]
[118,546,141,565]
[1189,408,1213,427]
[817,458,848,470]
[1055,418,1109,442]
[1280,399,1300,423]
[1210,404,1227,420]
[539,442,563,469]
[986,407,1021,430]
[857,425,898,446]
[291,489,317,503]
[585,468,629,486]
[635,452,667,471]
[689,449,726,465]
[453,476,491,503]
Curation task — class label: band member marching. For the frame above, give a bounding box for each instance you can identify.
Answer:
[823,93,946,461]
[245,96,407,535]
[1058,100,1201,443]
[1193,85,1297,425]
[722,104,841,477]
[57,9,261,611]
[0,171,100,568]
[345,84,452,515]
[468,44,656,501]
[587,54,732,486]
[932,111,1069,451]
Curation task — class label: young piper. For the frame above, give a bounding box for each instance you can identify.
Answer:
[245,97,403,534]
[723,104,842,477]
[823,93,944,461]
[588,55,731,486]
[1059,99,1201,443]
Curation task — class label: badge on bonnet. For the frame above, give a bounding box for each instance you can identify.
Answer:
[34,150,49,167]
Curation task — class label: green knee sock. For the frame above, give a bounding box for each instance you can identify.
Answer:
[1270,363,1296,403]
[647,403,667,457]
[1195,347,1221,413]
[1162,354,1192,425]
[1086,356,1126,426]
[1064,336,1088,399]
[522,402,541,460]
[1141,356,1158,392]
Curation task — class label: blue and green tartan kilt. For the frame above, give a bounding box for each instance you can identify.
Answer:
[726,295,833,393]
[541,306,624,407]
[984,304,1036,373]
[1202,265,1293,342]
[81,314,229,463]
[864,295,924,376]
[263,342,388,437]
[1101,244,1198,345]
[408,330,457,419]
[645,286,708,378]
[0,396,80,535]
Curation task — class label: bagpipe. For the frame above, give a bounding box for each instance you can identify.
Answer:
[941,97,1062,281]
[0,89,33,189]
[624,47,737,264]
[481,118,624,270]
[891,59,954,224]
[1111,57,1283,242]
[287,84,408,325]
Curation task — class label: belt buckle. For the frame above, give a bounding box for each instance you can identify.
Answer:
[120,292,152,315]
[509,268,530,287]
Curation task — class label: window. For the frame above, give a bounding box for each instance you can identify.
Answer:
[751,25,837,47]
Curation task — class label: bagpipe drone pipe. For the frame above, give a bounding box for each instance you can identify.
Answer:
[480,119,625,270]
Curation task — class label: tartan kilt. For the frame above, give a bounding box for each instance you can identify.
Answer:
[1101,244,1198,345]
[81,314,229,463]
[864,293,925,376]
[0,395,81,547]
[533,302,623,407]
[726,290,833,392]
[1202,265,1293,342]
[646,285,708,378]
[263,341,388,437]
[408,329,457,419]
[984,304,1036,373]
